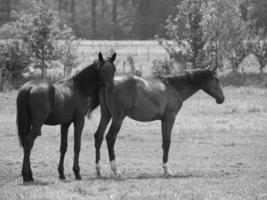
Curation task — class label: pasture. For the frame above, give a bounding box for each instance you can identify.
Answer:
[0,86,266,200]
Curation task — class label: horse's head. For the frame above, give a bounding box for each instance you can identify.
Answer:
[97,52,116,86]
[202,66,225,104]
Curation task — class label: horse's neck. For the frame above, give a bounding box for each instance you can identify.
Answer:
[175,84,200,102]
[73,67,98,98]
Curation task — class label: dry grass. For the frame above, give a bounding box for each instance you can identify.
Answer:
[0,87,266,200]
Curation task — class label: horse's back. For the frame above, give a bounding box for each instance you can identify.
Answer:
[107,75,172,121]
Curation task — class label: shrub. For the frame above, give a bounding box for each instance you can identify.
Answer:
[0,40,31,90]
[126,55,142,77]
[151,58,174,78]
[220,72,267,87]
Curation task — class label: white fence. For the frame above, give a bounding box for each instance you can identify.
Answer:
[77,40,168,75]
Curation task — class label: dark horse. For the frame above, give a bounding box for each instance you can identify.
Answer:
[16,52,116,182]
[94,65,225,177]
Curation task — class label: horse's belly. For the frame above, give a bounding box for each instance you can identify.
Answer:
[45,113,72,125]
[127,100,165,121]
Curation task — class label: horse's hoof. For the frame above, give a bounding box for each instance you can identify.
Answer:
[29,176,34,182]
[23,176,34,183]
[59,174,66,180]
[113,170,123,178]
[164,171,172,178]
[96,171,102,178]
[75,175,82,180]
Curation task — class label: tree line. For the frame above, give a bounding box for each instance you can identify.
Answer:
[0,0,177,39]
[0,0,267,40]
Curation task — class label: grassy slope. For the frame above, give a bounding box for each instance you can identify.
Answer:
[0,87,266,200]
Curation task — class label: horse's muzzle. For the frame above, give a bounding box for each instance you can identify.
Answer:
[216,96,225,104]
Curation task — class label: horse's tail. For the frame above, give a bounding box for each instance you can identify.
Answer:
[16,86,32,147]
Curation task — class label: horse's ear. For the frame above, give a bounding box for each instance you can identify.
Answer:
[98,52,104,62]
[110,52,116,62]
[212,63,220,75]
[206,62,218,73]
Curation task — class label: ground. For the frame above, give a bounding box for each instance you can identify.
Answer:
[0,87,266,200]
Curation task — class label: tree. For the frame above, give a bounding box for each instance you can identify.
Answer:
[203,0,249,71]
[157,0,209,69]
[0,40,30,82]
[132,0,177,39]
[91,0,96,38]
[157,0,249,71]
[11,1,76,77]
[0,0,13,26]
[111,0,118,39]
[250,30,267,73]
[241,0,267,33]
[70,0,75,28]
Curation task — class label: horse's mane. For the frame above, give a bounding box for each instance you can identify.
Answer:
[72,62,101,97]
[163,69,214,90]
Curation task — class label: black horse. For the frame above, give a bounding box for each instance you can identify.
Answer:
[94,65,225,177]
[16,52,116,182]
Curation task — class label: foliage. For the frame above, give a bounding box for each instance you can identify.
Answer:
[228,41,252,72]
[0,0,179,40]
[220,71,267,87]
[10,1,76,77]
[0,40,30,80]
[157,0,209,70]
[151,58,174,78]
[55,26,79,76]
[240,0,267,33]
[249,30,267,73]
[157,0,250,72]
[203,0,249,71]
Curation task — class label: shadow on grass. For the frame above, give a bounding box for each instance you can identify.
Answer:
[84,172,203,182]
[18,179,54,186]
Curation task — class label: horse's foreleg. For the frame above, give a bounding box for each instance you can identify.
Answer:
[106,118,124,177]
[94,114,111,177]
[58,123,70,180]
[161,114,176,177]
[73,118,84,180]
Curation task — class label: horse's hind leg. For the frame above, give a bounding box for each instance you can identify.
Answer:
[73,118,85,180]
[22,121,42,182]
[58,123,71,179]
[161,114,176,177]
[106,117,124,177]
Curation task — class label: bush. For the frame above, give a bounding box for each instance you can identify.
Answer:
[151,58,174,78]
[220,72,267,87]
[126,55,142,77]
[0,40,31,91]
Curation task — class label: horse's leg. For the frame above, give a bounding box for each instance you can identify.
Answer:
[22,121,41,182]
[106,117,124,176]
[72,118,85,180]
[161,114,176,177]
[94,87,111,177]
[58,123,71,179]
[94,113,111,177]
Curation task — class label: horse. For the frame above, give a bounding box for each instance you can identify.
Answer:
[16,52,116,182]
[93,65,225,177]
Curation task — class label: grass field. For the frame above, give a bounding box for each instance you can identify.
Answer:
[0,86,266,200]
